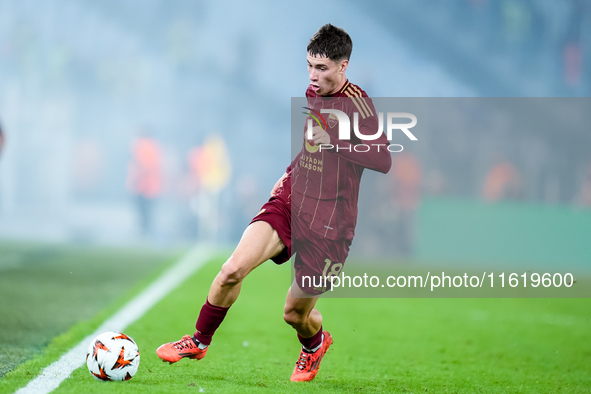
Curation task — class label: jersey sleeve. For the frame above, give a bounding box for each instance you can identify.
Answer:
[327,96,392,174]
[328,134,391,173]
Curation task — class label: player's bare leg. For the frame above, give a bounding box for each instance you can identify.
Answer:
[284,284,334,382]
[208,220,285,307]
[283,286,322,337]
[156,220,285,363]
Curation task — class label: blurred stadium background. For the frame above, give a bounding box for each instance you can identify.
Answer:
[1,0,588,250]
[0,0,591,268]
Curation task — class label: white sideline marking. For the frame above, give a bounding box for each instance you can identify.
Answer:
[15,245,214,394]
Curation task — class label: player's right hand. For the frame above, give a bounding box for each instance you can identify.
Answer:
[307,125,331,147]
[271,172,288,196]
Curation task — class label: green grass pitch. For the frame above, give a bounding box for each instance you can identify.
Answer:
[2,250,591,393]
[0,242,180,380]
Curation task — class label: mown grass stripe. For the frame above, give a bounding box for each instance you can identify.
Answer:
[14,244,214,394]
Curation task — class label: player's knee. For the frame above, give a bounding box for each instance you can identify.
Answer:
[283,309,305,328]
[217,257,247,286]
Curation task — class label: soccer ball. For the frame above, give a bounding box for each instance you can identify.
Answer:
[86,331,140,381]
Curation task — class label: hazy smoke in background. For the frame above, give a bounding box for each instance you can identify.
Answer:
[0,0,588,247]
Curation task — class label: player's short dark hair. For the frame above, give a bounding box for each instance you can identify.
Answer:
[307,24,352,63]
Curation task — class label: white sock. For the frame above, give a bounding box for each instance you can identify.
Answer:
[192,337,208,350]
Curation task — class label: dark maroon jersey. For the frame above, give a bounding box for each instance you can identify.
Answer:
[289,81,391,241]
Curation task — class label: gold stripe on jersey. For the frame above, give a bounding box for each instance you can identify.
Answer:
[344,90,368,119]
[348,85,374,117]
[345,85,371,118]
[340,81,350,93]
[324,157,340,238]
[297,95,320,219]
[308,150,325,229]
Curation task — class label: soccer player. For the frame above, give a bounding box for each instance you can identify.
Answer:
[157,24,391,382]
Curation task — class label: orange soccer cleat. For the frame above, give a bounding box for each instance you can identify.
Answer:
[156,335,207,364]
[290,331,333,382]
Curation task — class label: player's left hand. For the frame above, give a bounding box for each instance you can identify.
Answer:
[308,125,331,146]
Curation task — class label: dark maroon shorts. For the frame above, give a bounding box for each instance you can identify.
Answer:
[249,175,292,264]
[250,175,350,295]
